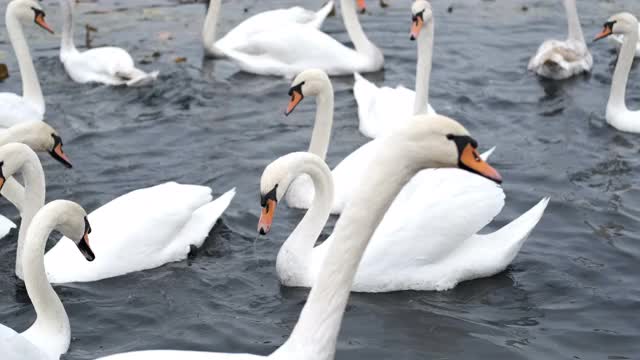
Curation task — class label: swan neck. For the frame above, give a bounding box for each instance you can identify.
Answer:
[608,25,638,112]
[202,0,222,56]
[6,7,45,115]
[60,0,77,55]
[413,19,434,115]
[307,85,334,160]
[340,0,375,54]
[22,206,70,351]
[279,143,422,359]
[564,0,584,43]
[276,155,334,285]
[15,154,46,279]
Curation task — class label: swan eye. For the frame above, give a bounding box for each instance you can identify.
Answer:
[412,10,424,22]
[260,185,278,207]
[604,20,617,31]
[287,81,305,97]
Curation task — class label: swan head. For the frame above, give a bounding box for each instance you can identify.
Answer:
[594,12,639,41]
[410,0,433,40]
[7,0,55,34]
[0,143,38,191]
[43,200,95,262]
[285,69,331,116]
[390,114,502,183]
[5,122,72,168]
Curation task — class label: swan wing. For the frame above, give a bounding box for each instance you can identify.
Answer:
[0,325,53,360]
[0,93,42,128]
[222,24,374,77]
[44,183,234,283]
[95,349,266,360]
[0,214,16,239]
[63,47,157,86]
[528,39,592,79]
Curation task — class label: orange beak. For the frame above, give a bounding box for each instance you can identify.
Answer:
[35,14,55,34]
[0,176,4,192]
[410,17,424,40]
[258,199,277,235]
[285,90,304,116]
[52,143,73,168]
[459,144,502,184]
[593,26,613,41]
[357,0,366,13]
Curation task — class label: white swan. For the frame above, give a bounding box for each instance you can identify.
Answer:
[0,200,94,360]
[208,0,383,77]
[608,23,640,58]
[203,0,336,57]
[594,13,640,133]
[528,0,592,80]
[0,122,73,239]
[354,0,436,139]
[283,69,493,214]
[94,115,495,360]
[0,0,54,128]
[262,113,549,292]
[58,0,158,86]
[0,143,236,283]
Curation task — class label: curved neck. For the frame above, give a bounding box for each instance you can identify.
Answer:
[22,205,70,352]
[202,0,223,56]
[15,154,46,280]
[60,0,77,55]
[6,7,45,115]
[277,142,425,359]
[341,0,375,54]
[608,25,639,112]
[564,0,584,43]
[307,84,334,160]
[276,154,334,285]
[413,19,434,115]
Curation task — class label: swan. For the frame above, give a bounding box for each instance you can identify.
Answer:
[528,0,592,80]
[0,122,73,239]
[262,112,549,292]
[0,200,94,360]
[354,0,436,139]
[594,13,640,133]
[0,0,54,128]
[203,0,336,57]
[58,0,158,86]
[283,69,494,214]
[608,24,640,58]
[0,143,236,283]
[94,115,498,360]
[209,0,383,77]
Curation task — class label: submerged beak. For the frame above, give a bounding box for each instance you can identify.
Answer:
[50,144,72,169]
[35,14,54,34]
[357,0,366,13]
[459,144,503,184]
[285,90,304,116]
[258,199,277,235]
[593,26,613,42]
[410,17,424,40]
[77,233,95,261]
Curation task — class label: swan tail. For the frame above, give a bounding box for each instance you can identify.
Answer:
[353,72,379,138]
[473,197,550,271]
[182,187,236,248]
[479,146,496,161]
[121,69,159,87]
[310,1,335,28]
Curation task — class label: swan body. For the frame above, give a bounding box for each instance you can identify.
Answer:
[207,0,383,77]
[0,122,72,240]
[354,0,436,139]
[0,198,94,360]
[204,1,335,57]
[0,0,55,128]
[263,114,548,292]
[97,114,498,360]
[608,23,640,57]
[595,13,640,133]
[0,143,235,282]
[528,0,592,80]
[59,0,158,86]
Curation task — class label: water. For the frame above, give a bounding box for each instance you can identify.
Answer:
[1,0,640,358]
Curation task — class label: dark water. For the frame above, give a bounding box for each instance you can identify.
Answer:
[1,0,640,358]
